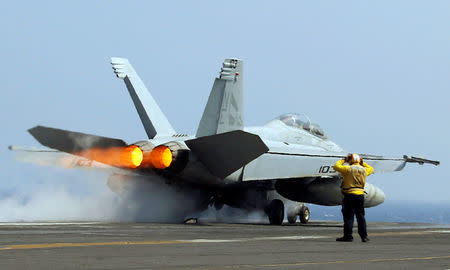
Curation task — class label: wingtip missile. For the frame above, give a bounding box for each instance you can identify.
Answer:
[403,155,440,166]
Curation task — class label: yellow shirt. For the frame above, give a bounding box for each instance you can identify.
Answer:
[333,159,374,195]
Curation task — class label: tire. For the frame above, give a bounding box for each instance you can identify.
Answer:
[299,206,310,224]
[287,214,297,224]
[267,199,284,225]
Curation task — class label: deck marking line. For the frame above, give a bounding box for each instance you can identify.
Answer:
[428,230,450,233]
[0,230,445,251]
[0,235,325,251]
[0,240,189,251]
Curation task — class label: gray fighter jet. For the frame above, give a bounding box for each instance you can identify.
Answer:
[10,58,439,225]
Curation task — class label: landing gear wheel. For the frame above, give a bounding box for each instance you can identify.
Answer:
[266,199,284,225]
[287,205,299,224]
[287,214,297,224]
[299,206,310,224]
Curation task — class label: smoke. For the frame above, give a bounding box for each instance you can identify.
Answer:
[0,165,267,223]
[1,152,206,222]
[108,174,206,222]
[198,206,267,224]
[4,128,210,223]
[4,145,269,223]
[0,184,117,222]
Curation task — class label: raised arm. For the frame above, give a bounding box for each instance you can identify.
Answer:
[362,161,374,176]
[333,159,349,174]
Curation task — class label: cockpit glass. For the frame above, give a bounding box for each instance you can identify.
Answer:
[277,113,327,138]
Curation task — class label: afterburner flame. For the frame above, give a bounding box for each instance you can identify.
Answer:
[149,145,173,169]
[78,145,143,168]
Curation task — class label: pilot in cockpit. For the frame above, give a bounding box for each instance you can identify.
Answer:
[277,113,326,139]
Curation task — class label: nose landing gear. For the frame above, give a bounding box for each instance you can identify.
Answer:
[287,204,310,224]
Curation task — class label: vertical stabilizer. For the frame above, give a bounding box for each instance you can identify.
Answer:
[111,57,176,139]
[196,59,243,137]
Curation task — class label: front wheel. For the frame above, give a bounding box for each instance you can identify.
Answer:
[299,206,310,224]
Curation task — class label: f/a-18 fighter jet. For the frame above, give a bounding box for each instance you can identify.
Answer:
[10,58,439,225]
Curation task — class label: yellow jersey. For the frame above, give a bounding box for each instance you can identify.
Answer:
[333,159,374,195]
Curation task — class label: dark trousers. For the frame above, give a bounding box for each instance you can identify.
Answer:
[342,194,367,239]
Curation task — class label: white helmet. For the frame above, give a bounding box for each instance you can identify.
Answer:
[347,153,361,164]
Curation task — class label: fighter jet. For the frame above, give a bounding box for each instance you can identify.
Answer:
[9,58,439,225]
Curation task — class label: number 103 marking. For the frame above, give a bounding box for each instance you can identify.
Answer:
[318,165,335,173]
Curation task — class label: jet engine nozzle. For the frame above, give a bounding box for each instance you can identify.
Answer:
[139,141,189,172]
[148,145,173,169]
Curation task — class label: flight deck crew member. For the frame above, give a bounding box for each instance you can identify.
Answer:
[333,153,374,242]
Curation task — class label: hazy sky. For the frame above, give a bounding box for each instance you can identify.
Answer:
[1,1,449,207]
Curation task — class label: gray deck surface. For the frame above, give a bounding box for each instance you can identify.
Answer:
[0,221,449,269]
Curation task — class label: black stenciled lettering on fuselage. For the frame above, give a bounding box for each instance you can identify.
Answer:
[318,165,335,174]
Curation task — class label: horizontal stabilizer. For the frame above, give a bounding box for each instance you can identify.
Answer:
[28,126,127,153]
[185,130,269,179]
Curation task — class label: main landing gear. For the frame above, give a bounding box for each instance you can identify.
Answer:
[265,199,285,225]
[265,200,311,225]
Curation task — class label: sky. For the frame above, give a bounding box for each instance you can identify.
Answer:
[0,1,449,220]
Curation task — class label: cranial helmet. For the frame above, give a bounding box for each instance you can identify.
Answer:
[347,153,361,164]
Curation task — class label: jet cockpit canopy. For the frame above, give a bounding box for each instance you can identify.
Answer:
[277,113,327,139]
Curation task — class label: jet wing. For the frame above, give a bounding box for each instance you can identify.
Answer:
[402,155,440,166]
[358,154,439,173]
[241,141,439,181]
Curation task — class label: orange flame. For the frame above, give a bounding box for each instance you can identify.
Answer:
[147,145,173,169]
[77,145,143,168]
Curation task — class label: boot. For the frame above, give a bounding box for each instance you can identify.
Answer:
[361,237,370,242]
[336,236,353,242]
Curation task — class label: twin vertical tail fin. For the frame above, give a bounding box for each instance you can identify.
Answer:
[111,58,176,139]
[110,57,243,139]
[196,59,244,137]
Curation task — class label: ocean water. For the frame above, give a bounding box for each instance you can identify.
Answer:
[308,201,450,224]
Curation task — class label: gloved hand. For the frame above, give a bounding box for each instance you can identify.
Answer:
[345,154,352,163]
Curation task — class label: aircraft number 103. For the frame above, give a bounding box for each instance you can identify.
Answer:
[318,165,335,174]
